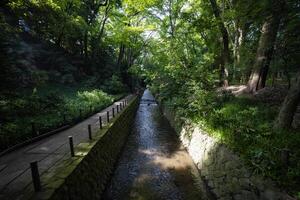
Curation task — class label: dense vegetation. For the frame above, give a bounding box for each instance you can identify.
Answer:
[0,84,125,151]
[0,0,136,150]
[0,0,299,198]
[130,0,300,197]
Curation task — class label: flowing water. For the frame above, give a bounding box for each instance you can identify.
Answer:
[104,90,205,200]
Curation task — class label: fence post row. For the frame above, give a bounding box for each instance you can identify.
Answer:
[30,161,41,192]
[99,116,102,129]
[26,98,137,195]
[88,124,92,140]
[69,136,75,157]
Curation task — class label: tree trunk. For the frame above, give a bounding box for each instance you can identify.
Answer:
[98,3,111,43]
[275,72,300,129]
[247,0,285,93]
[209,0,230,87]
[117,44,125,67]
[168,0,175,38]
[233,22,249,82]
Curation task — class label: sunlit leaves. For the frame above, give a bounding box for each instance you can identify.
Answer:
[122,0,160,14]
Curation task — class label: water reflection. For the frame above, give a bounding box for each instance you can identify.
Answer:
[103,90,204,200]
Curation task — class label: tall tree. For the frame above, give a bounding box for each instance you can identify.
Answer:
[247,0,286,93]
[209,0,230,87]
[81,0,109,60]
[275,72,300,129]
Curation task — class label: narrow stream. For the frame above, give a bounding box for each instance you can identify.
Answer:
[104,90,204,200]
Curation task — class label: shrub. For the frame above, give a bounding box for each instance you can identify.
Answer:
[102,75,128,94]
[0,87,116,151]
[77,89,113,107]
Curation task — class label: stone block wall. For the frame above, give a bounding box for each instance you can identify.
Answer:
[25,96,139,200]
[160,104,290,200]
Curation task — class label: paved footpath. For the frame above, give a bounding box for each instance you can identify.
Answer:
[0,95,133,200]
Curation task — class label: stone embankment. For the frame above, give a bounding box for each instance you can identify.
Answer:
[160,103,292,200]
[22,96,140,200]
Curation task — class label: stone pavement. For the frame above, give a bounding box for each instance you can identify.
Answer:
[0,95,133,200]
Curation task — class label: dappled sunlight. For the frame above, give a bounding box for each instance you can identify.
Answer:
[104,90,204,199]
[139,147,193,171]
[161,103,296,200]
[222,85,249,96]
[1,0,299,198]
[77,89,113,106]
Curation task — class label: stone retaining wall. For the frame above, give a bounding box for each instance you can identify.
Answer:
[24,96,139,200]
[160,103,290,200]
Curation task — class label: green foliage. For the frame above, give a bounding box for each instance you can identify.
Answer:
[1,0,300,196]
[162,93,300,195]
[102,75,128,94]
[137,0,300,195]
[0,84,116,151]
[77,89,113,107]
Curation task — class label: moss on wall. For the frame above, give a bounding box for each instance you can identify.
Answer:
[160,103,289,200]
[25,96,139,200]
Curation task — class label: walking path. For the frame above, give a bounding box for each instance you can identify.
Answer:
[0,95,133,200]
[104,90,204,200]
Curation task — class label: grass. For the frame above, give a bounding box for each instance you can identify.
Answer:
[196,97,300,196]
[0,83,126,152]
[163,91,300,197]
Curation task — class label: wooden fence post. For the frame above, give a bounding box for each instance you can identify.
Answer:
[88,124,92,140]
[30,161,41,192]
[69,136,75,157]
[107,111,109,123]
[99,116,102,129]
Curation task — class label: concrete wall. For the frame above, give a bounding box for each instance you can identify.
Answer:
[25,96,139,200]
[160,103,290,200]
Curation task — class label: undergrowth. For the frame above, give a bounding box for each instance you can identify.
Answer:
[156,87,300,197]
[0,83,125,151]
